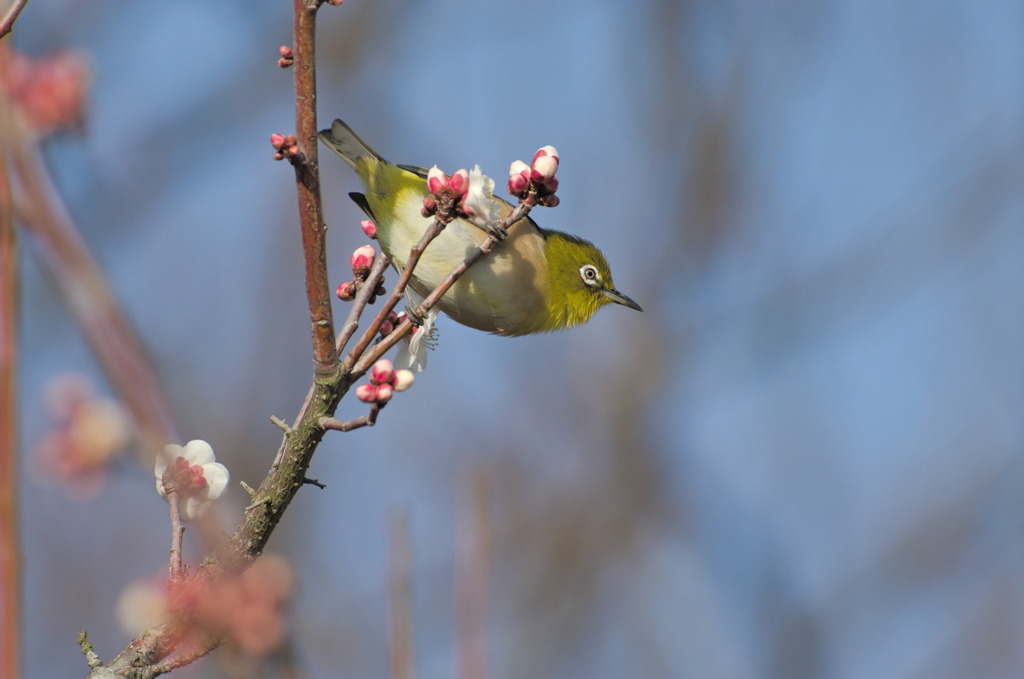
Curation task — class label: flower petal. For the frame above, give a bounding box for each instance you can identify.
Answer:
[202,462,230,501]
[182,439,215,465]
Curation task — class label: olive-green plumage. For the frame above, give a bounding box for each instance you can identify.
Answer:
[319,119,641,336]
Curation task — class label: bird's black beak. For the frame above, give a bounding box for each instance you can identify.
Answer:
[603,287,643,312]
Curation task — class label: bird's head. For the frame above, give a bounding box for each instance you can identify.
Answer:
[541,231,642,331]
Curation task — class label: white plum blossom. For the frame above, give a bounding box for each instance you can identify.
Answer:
[461,165,500,230]
[395,306,438,373]
[155,439,229,521]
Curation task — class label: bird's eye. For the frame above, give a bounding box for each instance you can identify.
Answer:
[579,264,600,286]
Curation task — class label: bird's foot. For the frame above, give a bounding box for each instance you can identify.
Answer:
[404,303,425,327]
[482,222,508,242]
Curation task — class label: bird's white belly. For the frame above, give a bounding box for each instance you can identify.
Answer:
[376,188,547,334]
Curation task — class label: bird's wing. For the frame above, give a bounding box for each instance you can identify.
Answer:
[397,164,429,177]
[348,192,378,222]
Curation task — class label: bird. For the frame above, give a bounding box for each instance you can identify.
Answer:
[318,119,641,337]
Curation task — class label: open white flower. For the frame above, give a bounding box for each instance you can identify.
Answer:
[155,439,229,521]
[461,165,500,230]
[395,306,438,373]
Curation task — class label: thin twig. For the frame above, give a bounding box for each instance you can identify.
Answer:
[166,491,185,582]
[389,512,415,679]
[77,631,102,670]
[354,198,536,372]
[149,635,223,676]
[0,0,29,40]
[319,405,379,432]
[270,415,293,434]
[335,251,391,358]
[455,467,492,679]
[343,216,449,372]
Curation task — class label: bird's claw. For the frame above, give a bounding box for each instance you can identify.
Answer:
[404,304,425,327]
[483,223,508,242]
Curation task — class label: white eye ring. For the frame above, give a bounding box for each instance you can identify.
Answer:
[579,264,600,286]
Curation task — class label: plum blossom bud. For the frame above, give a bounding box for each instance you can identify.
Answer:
[427,165,446,195]
[370,359,395,385]
[508,160,531,196]
[449,169,470,196]
[350,245,375,277]
[421,195,437,217]
[543,176,559,194]
[375,384,393,404]
[277,46,294,68]
[393,370,415,392]
[336,281,356,301]
[532,145,559,165]
[355,384,377,403]
[360,219,377,239]
[270,133,286,150]
[531,154,558,184]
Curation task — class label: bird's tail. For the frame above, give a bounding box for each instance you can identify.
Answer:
[318,119,383,169]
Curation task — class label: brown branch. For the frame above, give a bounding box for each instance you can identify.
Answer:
[0,0,29,40]
[290,0,336,374]
[0,81,21,679]
[10,136,180,455]
[319,406,379,432]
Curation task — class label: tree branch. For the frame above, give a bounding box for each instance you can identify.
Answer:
[290,0,336,374]
[0,77,22,679]
[0,0,29,40]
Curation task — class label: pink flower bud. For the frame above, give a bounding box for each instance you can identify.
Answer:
[336,281,356,301]
[542,176,559,193]
[531,155,558,184]
[393,370,415,392]
[270,133,286,149]
[350,245,376,276]
[508,173,529,195]
[427,166,446,195]
[370,359,395,385]
[421,195,437,217]
[449,169,470,196]
[532,145,559,164]
[379,320,394,336]
[375,384,393,404]
[279,45,293,57]
[360,220,377,239]
[355,384,377,403]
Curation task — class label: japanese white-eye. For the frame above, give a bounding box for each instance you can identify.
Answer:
[319,119,641,336]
